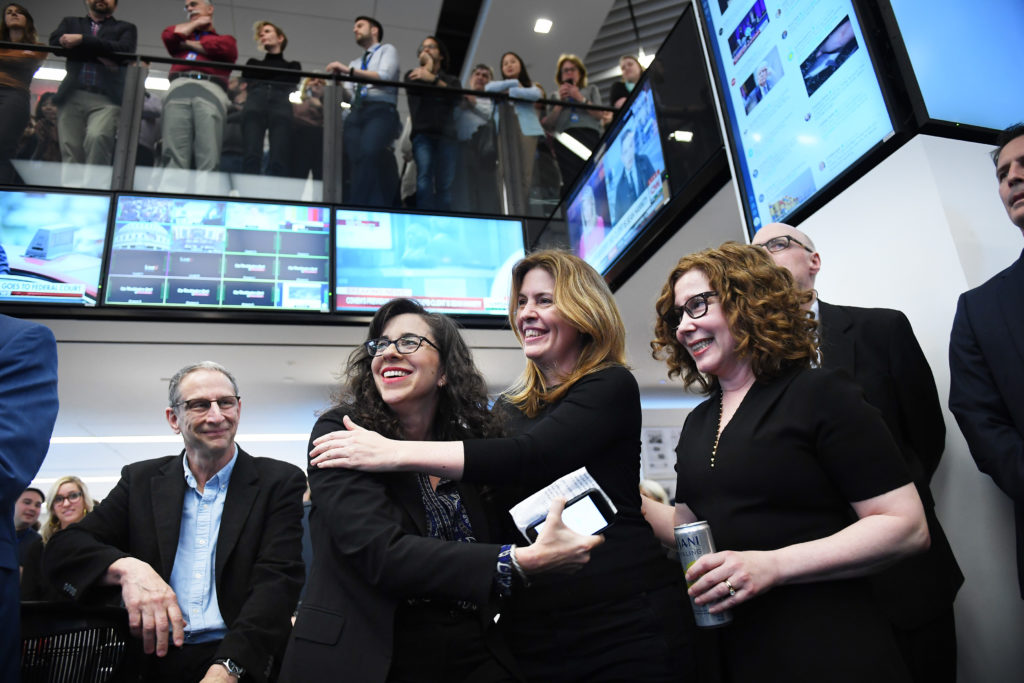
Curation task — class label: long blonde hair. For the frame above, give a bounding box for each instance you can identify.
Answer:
[505,250,627,417]
[41,476,94,543]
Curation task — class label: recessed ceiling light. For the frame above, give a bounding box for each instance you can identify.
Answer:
[534,18,552,34]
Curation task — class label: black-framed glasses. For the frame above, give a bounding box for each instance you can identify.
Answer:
[664,291,719,329]
[753,235,814,254]
[365,335,438,357]
[54,491,83,505]
[173,396,240,414]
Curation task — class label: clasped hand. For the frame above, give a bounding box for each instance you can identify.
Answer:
[684,549,780,613]
[309,416,397,470]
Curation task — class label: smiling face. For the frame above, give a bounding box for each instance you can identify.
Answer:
[997,134,1024,231]
[516,267,583,386]
[673,269,747,386]
[370,313,445,423]
[14,489,42,530]
[53,482,86,530]
[501,53,522,80]
[166,368,240,464]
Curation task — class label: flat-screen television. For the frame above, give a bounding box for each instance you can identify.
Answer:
[882,0,1024,134]
[694,0,896,236]
[0,189,111,306]
[104,196,331,311]
[566,81,669,274]
[334,210,525,316]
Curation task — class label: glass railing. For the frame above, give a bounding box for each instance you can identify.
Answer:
[0,43,616,220]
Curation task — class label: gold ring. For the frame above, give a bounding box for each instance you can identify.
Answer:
[723,578,736,597]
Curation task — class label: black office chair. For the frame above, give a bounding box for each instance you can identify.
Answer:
[20,601,142,683]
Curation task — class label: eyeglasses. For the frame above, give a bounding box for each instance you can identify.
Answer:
[365,335,438,357]
[173,396,240,414]
[664,291,719,329]
[54,491,83,505]
[753,235,814,254]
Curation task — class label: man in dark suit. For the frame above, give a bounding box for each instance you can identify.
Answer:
[755,222,963,683]
[613,126,656,223]
[0,315,58,682]
[46,361,305,683]
[949,122,1024,598]
[49,0,137,186]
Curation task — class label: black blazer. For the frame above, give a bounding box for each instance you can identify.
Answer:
[280,411,516,683]
[819,301,963,626]
[44,449,306,683]
[949,251,1024,595]
[49,14,137,105]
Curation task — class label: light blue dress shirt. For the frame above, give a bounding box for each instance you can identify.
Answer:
[344,42,399,105]
[170,447,238,643]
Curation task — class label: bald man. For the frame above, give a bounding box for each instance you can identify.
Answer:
[753,222,963,683]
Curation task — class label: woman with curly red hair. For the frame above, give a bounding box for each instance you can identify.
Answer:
[646,242,929,682]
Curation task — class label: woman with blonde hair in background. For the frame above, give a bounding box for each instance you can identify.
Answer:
[21,475,95,600]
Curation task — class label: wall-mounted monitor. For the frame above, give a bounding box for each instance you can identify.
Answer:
[0,189,111,306]
[566,81,669,274]
[335,210,525,316]
[104,195,331,311]
[694,0,896,237]
[882,0,1024,135]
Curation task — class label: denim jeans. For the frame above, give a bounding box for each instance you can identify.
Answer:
[412,132,457,211]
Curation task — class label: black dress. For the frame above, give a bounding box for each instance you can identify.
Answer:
[464,366,694,682]
[675,368,912,682]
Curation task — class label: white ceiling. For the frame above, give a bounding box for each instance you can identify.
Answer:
[22,0,723,500]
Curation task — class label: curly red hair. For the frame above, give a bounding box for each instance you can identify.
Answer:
[650,242,817,394]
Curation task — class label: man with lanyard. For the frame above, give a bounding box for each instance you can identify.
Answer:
[159,0,237,190]
[49,0,137,188]
[326,16,400,207]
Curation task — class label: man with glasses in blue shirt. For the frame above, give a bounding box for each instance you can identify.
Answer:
[46,361,304,683]
[753,222,962,683]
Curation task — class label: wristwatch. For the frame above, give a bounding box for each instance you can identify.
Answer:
[214,658,245,679]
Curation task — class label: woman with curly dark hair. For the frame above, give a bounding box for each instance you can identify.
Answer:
[309,253,695,683]
[645,242,928,682]
[282,297,596,683]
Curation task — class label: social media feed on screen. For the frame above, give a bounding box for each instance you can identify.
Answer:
[0,190,110,306]
[700,0,894,232]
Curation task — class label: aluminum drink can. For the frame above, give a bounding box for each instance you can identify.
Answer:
[674,520,733,628]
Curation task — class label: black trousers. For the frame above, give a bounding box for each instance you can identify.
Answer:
[0,86,29,185]
[242,85,294,176]
[387,603,519,683]
[500,582,696,683]
[141,639,220,683]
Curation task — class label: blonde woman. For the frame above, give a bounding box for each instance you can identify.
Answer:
[21,476,94,600]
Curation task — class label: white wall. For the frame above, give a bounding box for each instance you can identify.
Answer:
[627,134,1024,681]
